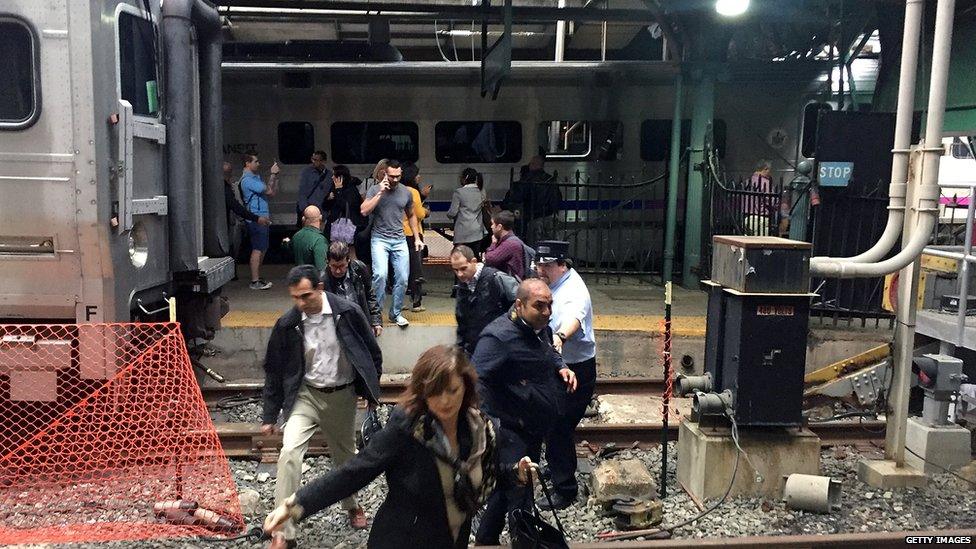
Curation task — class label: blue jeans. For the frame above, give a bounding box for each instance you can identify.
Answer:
[371,235,410,320]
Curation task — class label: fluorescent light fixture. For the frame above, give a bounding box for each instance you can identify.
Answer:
[715,0,749,17]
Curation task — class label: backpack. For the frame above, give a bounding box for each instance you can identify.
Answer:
[521,241,537,280]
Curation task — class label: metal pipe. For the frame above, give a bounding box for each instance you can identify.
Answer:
[954,197,975,347]
[813,0,952,278]
[163,0,218,272]
[809,0,923,267]
[663,71,683,281]
[198,10,228,258]
[887,0,957,468]
[555,0,566,61]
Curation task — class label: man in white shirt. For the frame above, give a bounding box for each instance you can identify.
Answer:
[261,265,383,546]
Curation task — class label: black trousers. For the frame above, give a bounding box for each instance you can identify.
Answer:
[544,356,597,498]
[474,423,542,545]
[406,235,424,305]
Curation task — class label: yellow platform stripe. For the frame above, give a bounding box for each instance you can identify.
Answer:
[223,310,706,336]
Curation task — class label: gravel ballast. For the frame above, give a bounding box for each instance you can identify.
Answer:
[46,435,975,548]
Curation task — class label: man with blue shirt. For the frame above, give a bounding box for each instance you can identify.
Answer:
[240,154,279,290]
[533,240,596,510]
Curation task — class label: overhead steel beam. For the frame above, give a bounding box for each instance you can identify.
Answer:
[218,1,663,24]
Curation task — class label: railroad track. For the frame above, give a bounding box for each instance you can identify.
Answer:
[203,376,666,406]
[214,419,886,459]
[561,529,976,548]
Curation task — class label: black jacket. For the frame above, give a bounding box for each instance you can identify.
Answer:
[323,260,381,327]
[294,407,509,549]
[472,313,567,437]
[455,266,517,356]
[324,183,367,233]
[261,293,383,424]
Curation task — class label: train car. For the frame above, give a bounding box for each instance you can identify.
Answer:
[221,61,828,262]
[0,0,231,332]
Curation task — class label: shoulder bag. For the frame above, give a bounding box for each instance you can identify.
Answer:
[510,470,569,549]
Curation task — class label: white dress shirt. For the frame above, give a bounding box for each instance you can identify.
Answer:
[302,293,354,388]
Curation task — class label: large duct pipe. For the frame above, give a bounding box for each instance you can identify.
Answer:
[813,0,923,266]
[162,0,224,271]
[198,8,228,258]
[810,0,952,279]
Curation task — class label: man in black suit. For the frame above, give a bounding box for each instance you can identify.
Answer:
[261,265,382,546]
[450,244,518,356]
[471,278,577,546]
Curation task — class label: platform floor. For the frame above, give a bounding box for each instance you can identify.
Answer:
[223,263,710,335]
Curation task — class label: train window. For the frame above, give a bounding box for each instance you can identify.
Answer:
[640,119,726,161]
[0,17,39,129]
[278,122,315,164]
[539,121,591,158]
[800,102,833,158]
[435,121,522,164]
[331,122,419,164]
[118,11,159,117]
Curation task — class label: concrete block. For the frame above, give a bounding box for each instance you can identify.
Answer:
[905,417,972,475]
[590,459,656,503]
[676,420,820,502]
[237,488,264,517]
[857,459,927,489]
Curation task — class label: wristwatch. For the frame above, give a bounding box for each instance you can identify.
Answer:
[555,331,568,342]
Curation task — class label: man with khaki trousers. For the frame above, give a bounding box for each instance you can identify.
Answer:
[261,265,383,548]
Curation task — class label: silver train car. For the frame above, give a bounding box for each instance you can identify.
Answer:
[0,0,231,329]
[221,61,846,259]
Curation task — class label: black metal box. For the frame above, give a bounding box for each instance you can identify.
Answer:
[720,289,812,427]
[701,280,727,390]
[711,236,812,294]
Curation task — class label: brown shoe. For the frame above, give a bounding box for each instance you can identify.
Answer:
[348,507,368,530]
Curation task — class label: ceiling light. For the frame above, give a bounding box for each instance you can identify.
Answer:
[715,0,749,17]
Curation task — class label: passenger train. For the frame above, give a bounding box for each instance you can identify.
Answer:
[2,0,936,327]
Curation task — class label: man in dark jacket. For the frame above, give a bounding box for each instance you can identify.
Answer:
[323,242,382,337]
[262,265,383,544]
[450,245,517,355]
[472,278,577,546]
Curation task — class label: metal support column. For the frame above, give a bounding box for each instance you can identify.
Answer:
[681,72,714,287]
[663,71,683,282]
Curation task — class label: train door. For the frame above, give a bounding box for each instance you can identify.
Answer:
[110,3,171,311]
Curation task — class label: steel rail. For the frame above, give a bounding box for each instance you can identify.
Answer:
[214,420,886,458]
[203,377,666,405]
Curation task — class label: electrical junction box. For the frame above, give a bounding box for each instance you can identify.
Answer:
[711,236,812,294]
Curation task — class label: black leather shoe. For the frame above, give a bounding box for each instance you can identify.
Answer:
[536,492,575,511]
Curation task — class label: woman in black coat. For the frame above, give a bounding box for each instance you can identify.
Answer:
[323,164,366,261]
[264,345,533,549]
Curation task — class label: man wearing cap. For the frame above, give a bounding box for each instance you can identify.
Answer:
[533,240,596,510]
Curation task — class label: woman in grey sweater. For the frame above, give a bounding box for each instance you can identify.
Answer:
[447,167,488,255]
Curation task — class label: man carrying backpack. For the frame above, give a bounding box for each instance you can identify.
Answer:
[450,245,518,356]
[484,210,533,280]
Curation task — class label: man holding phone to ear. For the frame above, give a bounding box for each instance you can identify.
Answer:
[360,160,424,328]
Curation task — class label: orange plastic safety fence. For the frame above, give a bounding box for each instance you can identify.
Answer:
[0,323,242,544]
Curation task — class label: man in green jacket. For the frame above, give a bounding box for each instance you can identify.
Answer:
[291,205,328,271]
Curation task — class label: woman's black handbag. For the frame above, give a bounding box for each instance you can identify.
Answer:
[509,471,569,549]
[360,408,383,448]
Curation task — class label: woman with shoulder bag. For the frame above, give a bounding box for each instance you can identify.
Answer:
[264,345,535,549]
[401,162,430,312]
[324,164,365,261]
